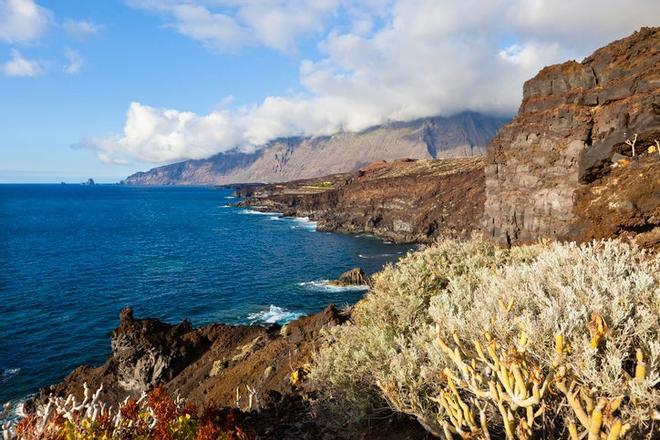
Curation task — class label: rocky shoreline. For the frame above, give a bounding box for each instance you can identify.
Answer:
[6,27,659,440]
[235,156,486,244]
[22,300,427,438]
[236,28,660,250]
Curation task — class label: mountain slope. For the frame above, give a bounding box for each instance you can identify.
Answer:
[124,112,507,185]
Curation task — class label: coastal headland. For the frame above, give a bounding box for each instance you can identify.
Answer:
[9,27,660,440]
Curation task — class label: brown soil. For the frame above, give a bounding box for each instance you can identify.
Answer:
[572,153,660,248]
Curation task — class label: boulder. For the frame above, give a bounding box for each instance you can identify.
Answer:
[329,268,370,286]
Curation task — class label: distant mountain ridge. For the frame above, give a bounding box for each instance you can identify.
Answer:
[124,112,509,185]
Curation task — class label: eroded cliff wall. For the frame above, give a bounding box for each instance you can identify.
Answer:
[483,27,660,245]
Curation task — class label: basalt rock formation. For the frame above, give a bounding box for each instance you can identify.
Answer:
[111,307,207,393]
[328,268,371,287]
[124,112,506,185]
[236,31,659,248]
[237,157,486,244]
[483,27,660,246]
[28,306,345,411]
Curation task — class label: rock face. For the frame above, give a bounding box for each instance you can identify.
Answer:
[111,307,208,392]
[125,112,507,185]
[484,27,660,245]
[238,157,485,243]
[329,268,371,287]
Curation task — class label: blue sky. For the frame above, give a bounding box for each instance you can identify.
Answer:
[1,0,657,183]
[1,0,308,182]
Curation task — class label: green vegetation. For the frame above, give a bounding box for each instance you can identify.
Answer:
[310,238,659,439]
[305,181,334,189]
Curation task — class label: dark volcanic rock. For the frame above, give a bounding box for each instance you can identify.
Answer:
[26,305,430,437]
[27,306,348,413]
[329,268,371,287]
[238,157,486,244]
[111,307,208,392]
[483,27,660,246]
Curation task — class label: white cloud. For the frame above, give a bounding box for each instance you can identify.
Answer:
[125,0,341,52]
[3,48,43,76]
[89,0,660,164]
[0,0,50,43]
[63,47,82,74]
[166,3,252,51]
[63,19,102,38]
[82,102,246,164]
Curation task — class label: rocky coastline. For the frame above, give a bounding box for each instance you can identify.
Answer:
[236,156,486,244]
[8,27,660,440]
[23,300,425,438]
[237,27,660,249]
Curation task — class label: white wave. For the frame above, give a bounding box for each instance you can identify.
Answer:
[224,195,236,199]
[247,305,303,324]
[219,204,232,208]
[290,216,317,231]
[0,398,26,427]
[239,209,282,216]
[0,368,20,383]
[358,252,403,259]
[298,280,370,292]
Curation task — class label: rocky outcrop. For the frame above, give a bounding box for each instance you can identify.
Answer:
[238,157,486,243]
[124,112,507,185]
[484,27,660,245]
[111,307,208,392]
[329,268,371,287]
[27,306,347,413]
[26,307,430,438]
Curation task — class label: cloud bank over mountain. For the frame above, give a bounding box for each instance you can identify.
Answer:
[81,0,660,164]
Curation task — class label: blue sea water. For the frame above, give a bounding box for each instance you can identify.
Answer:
[0,184,414,408]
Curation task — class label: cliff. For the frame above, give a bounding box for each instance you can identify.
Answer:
[483,27,660,246]
[124,112,507,185]
[238,29,659,247]
[237,157,485,244]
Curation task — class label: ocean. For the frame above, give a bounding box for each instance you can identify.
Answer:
[0,184,414,410]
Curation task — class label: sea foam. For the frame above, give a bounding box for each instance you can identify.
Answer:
[298,280,370,292]
[239,209,282,216]
[247,305,303,324]
[0,368,20,383]
[290,217,318,231]
[358,251,403,259]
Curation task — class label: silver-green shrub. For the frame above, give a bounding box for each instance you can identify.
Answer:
[311,239,659,438]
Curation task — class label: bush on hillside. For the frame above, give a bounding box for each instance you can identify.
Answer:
[310,239,659,439]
